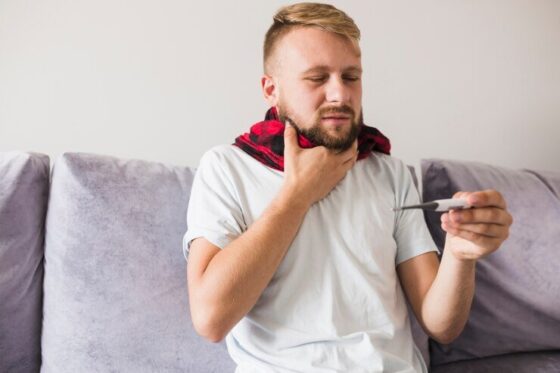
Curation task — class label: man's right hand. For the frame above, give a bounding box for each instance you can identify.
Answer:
[282,121,358,206]
[187,122,359,343]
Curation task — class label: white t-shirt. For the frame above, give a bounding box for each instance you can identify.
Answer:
[183,145,438,373]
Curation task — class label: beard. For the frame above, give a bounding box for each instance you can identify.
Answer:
[277,103,362,151]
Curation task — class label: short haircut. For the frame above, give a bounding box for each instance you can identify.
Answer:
[263,2,361,74]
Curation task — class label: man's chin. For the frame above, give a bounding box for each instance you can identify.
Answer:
[305,123,357,148]
[323,131,350,141]
[320,135,358,151]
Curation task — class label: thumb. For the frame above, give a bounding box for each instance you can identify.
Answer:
[283,120,299,153]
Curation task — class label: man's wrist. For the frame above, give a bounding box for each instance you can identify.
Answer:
[442,245,477,270]
[276,184,312,212]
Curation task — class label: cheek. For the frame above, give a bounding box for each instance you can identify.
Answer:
[352,84,362,103]
[280,88,323,117]
[290,83,322,104]
[351,88,362,115]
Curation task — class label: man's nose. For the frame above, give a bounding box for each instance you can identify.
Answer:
[325,76,350,103]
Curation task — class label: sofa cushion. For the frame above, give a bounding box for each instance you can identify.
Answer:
[0,152,49,373]
[430,350,560,373]
[421,159,560,366]
[41,153,235,372]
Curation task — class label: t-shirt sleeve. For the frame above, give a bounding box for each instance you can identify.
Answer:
[182,148,247,261]
[393,161,440,265]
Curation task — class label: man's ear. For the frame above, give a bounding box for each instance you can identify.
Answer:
[261,75,279,107]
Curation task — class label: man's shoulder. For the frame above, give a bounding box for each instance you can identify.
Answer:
[197,144,269,180]
[200,144,280,175]
[201,144,237,161]
[198,144,243,169]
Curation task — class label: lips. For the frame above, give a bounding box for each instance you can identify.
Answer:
[319,106,355,126]
[321,116,351,126]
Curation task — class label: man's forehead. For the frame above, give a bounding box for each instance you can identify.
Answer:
[274,27,362,73]
[280,27,360,52]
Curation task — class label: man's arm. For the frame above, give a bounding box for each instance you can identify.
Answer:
[398,190,512,344]
[187,123,358,342]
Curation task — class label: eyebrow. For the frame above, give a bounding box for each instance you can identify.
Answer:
[301,65,363,75]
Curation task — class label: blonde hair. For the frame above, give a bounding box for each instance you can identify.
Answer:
[263,2,361,73]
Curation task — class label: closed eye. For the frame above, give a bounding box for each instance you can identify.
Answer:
[305,76,328,83]
[343,75,360,82]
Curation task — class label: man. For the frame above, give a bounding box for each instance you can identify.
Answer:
[183,3,512,372]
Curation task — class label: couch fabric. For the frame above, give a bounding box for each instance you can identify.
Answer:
[422,158,560,369]
[0,152,49,373]
[40,153,235,372]
[2,150,559,372]
[430,350,560,373]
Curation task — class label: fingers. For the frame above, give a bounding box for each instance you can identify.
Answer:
[342,151,359,166]
[443,226,504,254]
[449,189,513,227]
[442,208,510,253]
[442,217,508,239]
[445,190,513,259]
[283,121,299,154]
[338,139,359,162]
[444,207,513,226]
[453,189,507,209]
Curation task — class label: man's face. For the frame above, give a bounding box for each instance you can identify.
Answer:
[263,27,363,151]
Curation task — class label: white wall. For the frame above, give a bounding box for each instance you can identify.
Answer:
[1,0,559,172]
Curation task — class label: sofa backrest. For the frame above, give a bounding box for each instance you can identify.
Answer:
[0,152,49,372]
[421,158,560,367]
[0,151,427,372]
[40,153,235,372]
[12,151,556,371]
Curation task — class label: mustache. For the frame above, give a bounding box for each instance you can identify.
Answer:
[318,105,355,117]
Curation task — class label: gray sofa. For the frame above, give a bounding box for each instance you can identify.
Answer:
[1,151,559,372]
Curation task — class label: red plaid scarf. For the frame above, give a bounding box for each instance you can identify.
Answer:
[233,107,391,171]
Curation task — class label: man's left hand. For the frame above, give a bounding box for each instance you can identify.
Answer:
[441,189,513,261]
